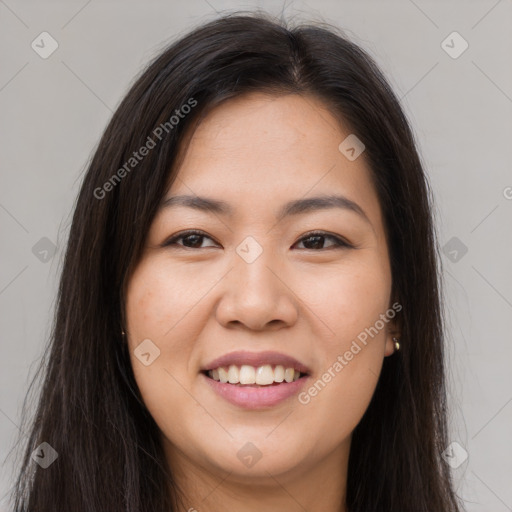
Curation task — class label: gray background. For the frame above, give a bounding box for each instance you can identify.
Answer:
[1,1,511,510]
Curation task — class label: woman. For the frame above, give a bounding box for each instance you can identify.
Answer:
[11,11,464,512]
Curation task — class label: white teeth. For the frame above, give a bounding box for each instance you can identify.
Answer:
[284,367,294,383]
[239,365,256,385]
[274,365,285,382]
[207,364,304,385]
[227,365,239,384]
[218,366,229,383]
[255,364,274,385]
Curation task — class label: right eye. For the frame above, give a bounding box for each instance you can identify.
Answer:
[162,230,220,249]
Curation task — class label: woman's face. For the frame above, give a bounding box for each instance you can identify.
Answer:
[125,92,398,485]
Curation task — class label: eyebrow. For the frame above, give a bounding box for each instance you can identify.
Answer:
[159,194,371,225]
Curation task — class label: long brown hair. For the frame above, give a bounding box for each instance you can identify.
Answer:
[10,11,463,511]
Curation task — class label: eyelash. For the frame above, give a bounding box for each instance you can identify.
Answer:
[162,229,353,251]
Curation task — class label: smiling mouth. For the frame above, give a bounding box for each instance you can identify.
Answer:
[201,364,309,387]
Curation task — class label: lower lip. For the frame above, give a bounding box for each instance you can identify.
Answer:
[201,373,310,409]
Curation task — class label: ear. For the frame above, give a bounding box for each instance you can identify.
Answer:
[384,301,402,357]
[384,328,400,357]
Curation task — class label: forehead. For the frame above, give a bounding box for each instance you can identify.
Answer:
[166,92,382,227]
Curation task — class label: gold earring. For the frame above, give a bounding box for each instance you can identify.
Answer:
[392,337,400,352]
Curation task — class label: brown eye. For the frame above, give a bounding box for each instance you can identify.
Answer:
[294,231,351,250]
[163,230,219,249]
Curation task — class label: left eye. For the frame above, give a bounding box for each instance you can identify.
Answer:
[293,232,350,250]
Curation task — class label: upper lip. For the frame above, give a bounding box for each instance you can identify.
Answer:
[202,350,311,375]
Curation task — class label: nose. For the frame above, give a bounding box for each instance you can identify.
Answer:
[215,250,299,331]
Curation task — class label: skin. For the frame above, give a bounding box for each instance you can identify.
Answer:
[125,92,400,512]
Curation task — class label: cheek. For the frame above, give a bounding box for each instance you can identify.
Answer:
[125,256,209,353]
[300,254,392,345]
[124,258,203,422]
[295,255,391,434]
[124,266,211,458]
